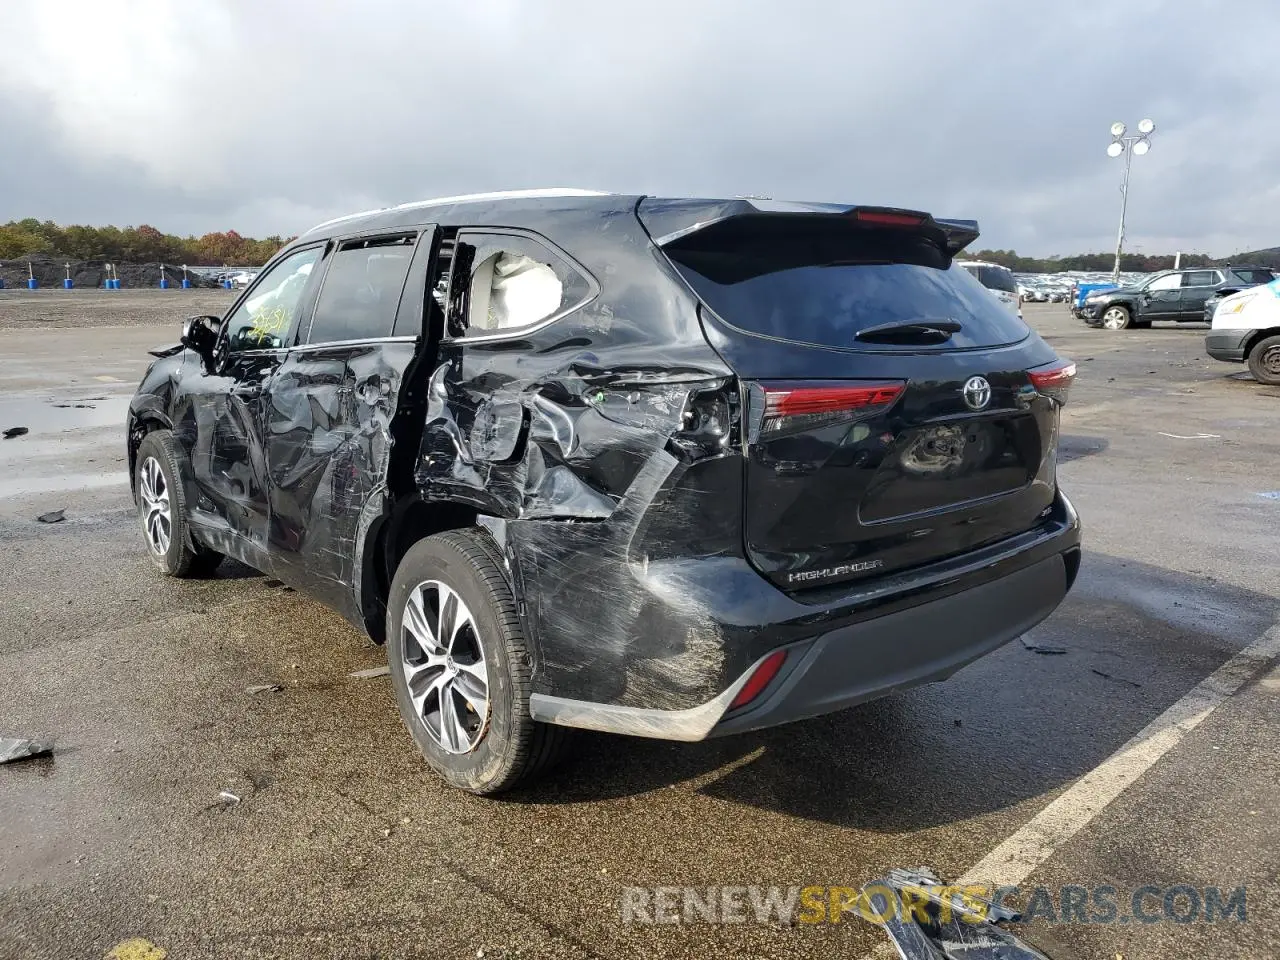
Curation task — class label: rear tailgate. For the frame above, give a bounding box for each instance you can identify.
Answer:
[639,199,1069,591]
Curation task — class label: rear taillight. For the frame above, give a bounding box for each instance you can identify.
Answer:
[853,209,926,227]
[1028,359,1076,405]
[760,381,904,434]
[730,650,787,710]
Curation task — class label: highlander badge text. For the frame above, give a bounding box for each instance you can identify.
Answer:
[789,559,884,584]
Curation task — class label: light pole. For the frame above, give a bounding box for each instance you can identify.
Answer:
[1107,119,1155,283]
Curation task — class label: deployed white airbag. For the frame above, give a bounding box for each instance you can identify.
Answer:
[473,253,563,331]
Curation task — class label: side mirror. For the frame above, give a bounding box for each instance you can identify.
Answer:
[181,315,220,368]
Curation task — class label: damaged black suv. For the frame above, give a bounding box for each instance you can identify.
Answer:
[129,190,1081,793]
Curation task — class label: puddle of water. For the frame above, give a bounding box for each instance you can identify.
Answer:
[0,471,126,499]
[0,394,130,434]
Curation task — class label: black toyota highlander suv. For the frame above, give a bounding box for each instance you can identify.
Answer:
[128,191,1081,793]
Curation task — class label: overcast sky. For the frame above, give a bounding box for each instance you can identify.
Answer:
[1,0,1276,257]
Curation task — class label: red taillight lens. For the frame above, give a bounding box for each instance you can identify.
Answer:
[730,650,787,710]
[1028,359,1076,404]
[854,210,926,226]
[761,382,903,433]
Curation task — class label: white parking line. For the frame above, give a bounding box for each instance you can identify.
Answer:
[959,622,1280,889]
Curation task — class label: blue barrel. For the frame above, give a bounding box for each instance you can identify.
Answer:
[114,278,122,289]
[63,278,74,289]
[158,278,169,289]
[181,278,192,289]
[27,278,38,290]
[223,279,233,289]
[0,278,6,289]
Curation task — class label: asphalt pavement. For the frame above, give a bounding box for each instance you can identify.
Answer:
[1,292,1277,959]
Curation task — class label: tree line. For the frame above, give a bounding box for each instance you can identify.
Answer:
[0,219,290,267]
[3,217,1275,273]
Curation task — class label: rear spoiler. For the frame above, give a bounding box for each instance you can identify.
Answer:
[637,197,980,258]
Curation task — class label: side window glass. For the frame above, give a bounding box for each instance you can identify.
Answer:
[224,247,322,351]
[1146,273,1181,292]
[1183,270,1217,287]
[307,235,416,343]
[447,231,592,337]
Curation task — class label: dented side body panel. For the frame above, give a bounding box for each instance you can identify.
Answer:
[412,201,741,709]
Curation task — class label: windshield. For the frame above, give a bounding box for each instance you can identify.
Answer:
[662,218,1030,351]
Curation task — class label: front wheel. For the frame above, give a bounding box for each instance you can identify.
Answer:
[135,430,223,577]
[1247,334,1280,386]
[1101,305,1131,330]
[386,530,568,794]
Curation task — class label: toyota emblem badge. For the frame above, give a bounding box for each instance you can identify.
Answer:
[963,375,992,411]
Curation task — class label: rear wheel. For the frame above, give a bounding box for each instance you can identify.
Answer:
[1101,305,1131,330]
[387,530,568,794]
[135,431,223,577]
[1247,334,1280,386]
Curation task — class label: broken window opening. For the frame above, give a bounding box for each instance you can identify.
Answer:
[447,230,593,338]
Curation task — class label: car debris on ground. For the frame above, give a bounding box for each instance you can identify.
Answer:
[349,665,390,679]
[36,509,66,524]
[857,867,1051,959]
[1021,637,1068,655]
[0,738,54,764]
[245,683,283,695]
[3,426,28,439]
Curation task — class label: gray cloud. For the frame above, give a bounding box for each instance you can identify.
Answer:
[2,0,1276,256]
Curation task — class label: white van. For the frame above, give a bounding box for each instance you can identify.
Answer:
[958,260,1023,321]
[1206,278,1280,385]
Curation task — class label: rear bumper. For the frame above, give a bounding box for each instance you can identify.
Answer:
[529,489,1081,741]
[1205,329,1252,362]
[711,549,1073,736]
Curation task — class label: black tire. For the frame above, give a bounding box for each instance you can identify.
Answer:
[1247,334,1280,386]
[134,430,223,578]
[386,529,568,794]
[1100,305,1131,330]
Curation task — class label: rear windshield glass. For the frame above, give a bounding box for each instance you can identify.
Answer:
[662,216,1029,350]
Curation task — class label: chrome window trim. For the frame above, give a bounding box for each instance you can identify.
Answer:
[289,335,418,353]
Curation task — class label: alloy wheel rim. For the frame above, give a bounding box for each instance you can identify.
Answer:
[139,456,172,556]
[1102,309,1127,330]
[401,580,490,754]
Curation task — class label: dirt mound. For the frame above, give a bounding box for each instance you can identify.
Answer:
[0,256,220,289]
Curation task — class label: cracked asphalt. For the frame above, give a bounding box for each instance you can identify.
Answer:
[1,291,1277,959]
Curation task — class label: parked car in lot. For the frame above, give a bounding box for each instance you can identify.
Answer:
[1206,277,1280,385]
[1202,266,1276,323]
[958,260,1023,320]
[127,190,1081,793]
[1018,283,1046,303]
[1080,267,1274,330]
